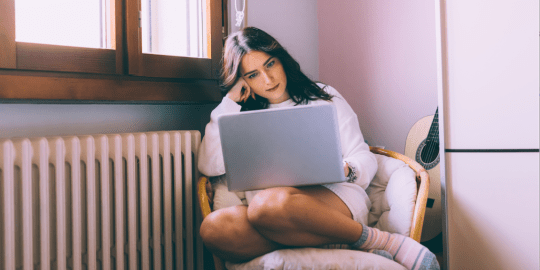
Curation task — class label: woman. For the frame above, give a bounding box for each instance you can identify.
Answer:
[198,27,439,270]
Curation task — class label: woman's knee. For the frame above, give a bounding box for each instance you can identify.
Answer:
[200,205,279,262]
[200,206,246,249]
[247,187,299,227]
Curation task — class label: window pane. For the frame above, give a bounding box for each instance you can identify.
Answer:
[15,0,115,49]
[141,0,208,58]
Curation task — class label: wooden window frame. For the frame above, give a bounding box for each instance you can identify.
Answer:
[0,0,223,102]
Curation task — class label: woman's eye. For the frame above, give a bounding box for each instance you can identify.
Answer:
[248,73,258,79]
[267,60,275,68]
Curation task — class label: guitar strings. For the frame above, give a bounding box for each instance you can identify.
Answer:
[424,109,439,165]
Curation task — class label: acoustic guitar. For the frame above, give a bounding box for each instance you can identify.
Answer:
[404,108,441,242]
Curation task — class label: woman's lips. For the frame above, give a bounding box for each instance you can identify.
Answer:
[266,84,279,92]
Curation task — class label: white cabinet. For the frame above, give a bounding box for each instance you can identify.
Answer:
[439,1,539,269]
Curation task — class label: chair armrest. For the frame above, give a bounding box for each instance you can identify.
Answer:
[410,171,430,242]
[197,176,227,270]
[197,176,213,218]
[369,147,430,242]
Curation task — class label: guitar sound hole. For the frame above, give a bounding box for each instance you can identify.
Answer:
[415,139,440,170]
[420,142,439,163]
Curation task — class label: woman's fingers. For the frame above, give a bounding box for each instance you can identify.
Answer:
[226,78,254,103]
[343,162,350,176]
[240,82,252,102]
[227,78,247,102]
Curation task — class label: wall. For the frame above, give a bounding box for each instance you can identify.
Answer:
[441,1,539,269]
[247,0,319,81]
[0,102,216,139]
[318,1,438,152]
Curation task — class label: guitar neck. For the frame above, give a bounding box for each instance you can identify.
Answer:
[426,108,439,143]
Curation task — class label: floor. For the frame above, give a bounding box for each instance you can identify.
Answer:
[422,233,445,270]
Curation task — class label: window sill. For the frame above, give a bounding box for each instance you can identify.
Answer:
[0,69,223,103]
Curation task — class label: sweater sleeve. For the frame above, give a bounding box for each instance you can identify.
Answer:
[339,115,378,189]
[198,96,242,176]
[323,85,378,189]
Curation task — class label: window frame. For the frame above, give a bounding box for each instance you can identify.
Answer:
[0,0,223,102]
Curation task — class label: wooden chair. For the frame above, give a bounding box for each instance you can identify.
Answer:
[197,147,430,270]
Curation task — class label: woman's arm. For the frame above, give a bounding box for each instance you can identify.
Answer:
[198,96,242,176]
[323,84,378,189]
[339,115,377,189]
[199,78,251,176]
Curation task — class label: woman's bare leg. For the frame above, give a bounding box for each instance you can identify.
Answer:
[200,185,364,262]
[201,186,440,269]
[200,205,283,262]
[247,186,364,246]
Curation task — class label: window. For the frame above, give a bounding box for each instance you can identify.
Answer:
[16,0,113,49]
[141,0,207,58]
[0,0,223,101]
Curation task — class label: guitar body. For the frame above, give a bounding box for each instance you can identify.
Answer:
[405,114,442,242]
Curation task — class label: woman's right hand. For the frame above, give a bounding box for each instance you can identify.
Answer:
[226,78,255,103]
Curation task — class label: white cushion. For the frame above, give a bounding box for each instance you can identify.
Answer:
[367,154,417,235]
[226,248,407,270]
[212,179,244,210]
[211,153,417,269]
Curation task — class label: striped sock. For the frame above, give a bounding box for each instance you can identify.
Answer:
[352,224,440,270]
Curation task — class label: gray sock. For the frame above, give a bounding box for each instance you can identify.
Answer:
[351,224,370,249]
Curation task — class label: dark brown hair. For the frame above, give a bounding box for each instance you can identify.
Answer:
[221,27,332,110]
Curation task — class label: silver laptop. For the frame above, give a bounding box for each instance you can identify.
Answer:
[217,103,346,191]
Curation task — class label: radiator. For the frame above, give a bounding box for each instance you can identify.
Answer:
[0,131,204,270]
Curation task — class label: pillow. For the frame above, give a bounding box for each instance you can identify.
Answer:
[366,154,417,235]
[210,175,246,210]
[212,181,244,210]
[226,248,407,270]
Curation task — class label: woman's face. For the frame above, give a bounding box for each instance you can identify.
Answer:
[240,51,290,104]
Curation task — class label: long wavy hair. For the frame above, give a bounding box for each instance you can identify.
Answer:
[221,27,333,111]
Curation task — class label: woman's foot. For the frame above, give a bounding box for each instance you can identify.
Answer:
[352,224,440,270]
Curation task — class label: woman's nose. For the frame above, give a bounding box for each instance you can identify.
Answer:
[262,71,272,84]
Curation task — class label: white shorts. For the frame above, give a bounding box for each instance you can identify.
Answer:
[322,182,371,225]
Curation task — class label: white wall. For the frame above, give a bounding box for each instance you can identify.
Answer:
[246,1,438,152]
[440,1,539,269]
[318,1,439,153]
[246,0,319,81]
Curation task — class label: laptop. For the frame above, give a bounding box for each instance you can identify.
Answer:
[217,103,346,191]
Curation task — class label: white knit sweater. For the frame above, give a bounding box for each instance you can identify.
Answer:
[197,84,377,190]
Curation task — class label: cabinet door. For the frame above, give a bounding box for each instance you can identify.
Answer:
[445,152,539,270]
[443,1,539,150]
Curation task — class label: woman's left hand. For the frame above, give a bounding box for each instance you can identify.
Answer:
[343,162,350,177]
